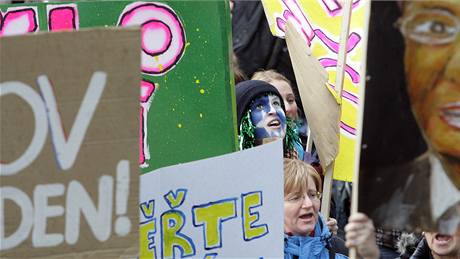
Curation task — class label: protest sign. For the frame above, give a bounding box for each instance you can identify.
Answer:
[262,0,370,181]
[284,21,341,170]
[359,1,460,233]
[0,28,140,257]
[139,140,284,258]
[0,0,237,173]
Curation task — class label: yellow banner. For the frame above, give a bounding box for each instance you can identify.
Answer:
[262,0,370,182]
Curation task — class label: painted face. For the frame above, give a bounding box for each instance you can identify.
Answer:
[424,232,460,258]
[249,94,287,141]
[271,79,298,119]
[402,1,460,187]
[284,175,320,236]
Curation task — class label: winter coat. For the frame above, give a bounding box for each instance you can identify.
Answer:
[284,215,348,259]
[409,237,433,259]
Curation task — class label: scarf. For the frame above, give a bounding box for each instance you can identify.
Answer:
[284,216,345,259]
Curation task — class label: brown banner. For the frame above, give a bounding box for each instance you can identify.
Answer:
[0,28,140,258]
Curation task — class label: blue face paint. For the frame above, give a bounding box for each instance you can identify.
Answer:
[249,94,286,141]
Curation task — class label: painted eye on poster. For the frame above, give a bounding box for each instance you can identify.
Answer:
[118,2,187,76]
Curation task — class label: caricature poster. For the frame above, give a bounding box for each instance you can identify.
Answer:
[359,1,460,234]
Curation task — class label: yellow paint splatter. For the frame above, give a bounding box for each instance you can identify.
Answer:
[199,89,205,94]
[199,113,203,118]
[158,64,164,71]
[195,79,200,84]
[177,123,182,128]
[154,56,159,61]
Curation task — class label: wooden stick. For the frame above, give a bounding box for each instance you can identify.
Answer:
[320,0,352,220]
[336,1,354,258]
[305,126,313,153]
[335,0,353,96]
[320,163,334,218]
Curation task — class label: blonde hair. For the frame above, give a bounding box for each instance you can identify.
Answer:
[252,69,292,86]
[284,158,322,196]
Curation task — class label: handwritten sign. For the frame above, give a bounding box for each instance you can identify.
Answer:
[139,140,284,258]
[262,0,370,181]
[0,28,139,258]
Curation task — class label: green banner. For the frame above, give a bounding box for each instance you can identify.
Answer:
[0,1,238,173]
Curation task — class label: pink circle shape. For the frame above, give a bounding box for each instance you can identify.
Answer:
[141,20,172,56]
[118,2,186,75]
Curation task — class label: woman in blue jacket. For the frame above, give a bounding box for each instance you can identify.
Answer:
[283,159,380,259]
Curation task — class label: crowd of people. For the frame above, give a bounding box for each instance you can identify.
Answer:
[234,74,383,259]
[233,74,460,259]
[231,1,460,259]
[5,0,458,258]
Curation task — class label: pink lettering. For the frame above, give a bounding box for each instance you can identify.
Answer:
[320,0,361,17]
[118,2,186,76]
[340,121,356,136]
[277,0,315,44]
[47,4,79,31]
[313,29,361,54]
[319,58,360,84]
[275,0,361,52]
[0,7,38,37]
[139,80,156,166]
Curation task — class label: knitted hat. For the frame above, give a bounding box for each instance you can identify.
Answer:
[235,80,285,129]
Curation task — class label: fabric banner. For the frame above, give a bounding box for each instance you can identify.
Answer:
[0,28,140,258]
[0,0,237,173]
[139,140,284,258]
[262,0,370,181]
[359,1,460,233]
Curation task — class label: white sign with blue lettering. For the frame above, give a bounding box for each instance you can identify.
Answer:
[139,140,284,258]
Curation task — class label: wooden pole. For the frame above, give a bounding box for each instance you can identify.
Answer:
[319,0,353,256]
[335,0,353,96]
[320,163,334,218]
[320,0,352,214]
[305,126,313,153]
[336,0,354,257]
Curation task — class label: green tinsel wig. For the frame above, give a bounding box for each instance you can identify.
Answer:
[238,111,301,158]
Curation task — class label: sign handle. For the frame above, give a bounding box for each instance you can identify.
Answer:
[320,0,354,256]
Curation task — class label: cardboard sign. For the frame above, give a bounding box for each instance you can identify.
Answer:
[262,0,370,181]
[0,0,237,173]
[359,1,460,233]
[285,20,341,171]
[0,28,140,257]
[139,140,284,258]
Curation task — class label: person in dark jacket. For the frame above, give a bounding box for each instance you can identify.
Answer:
[410,232,460,259]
